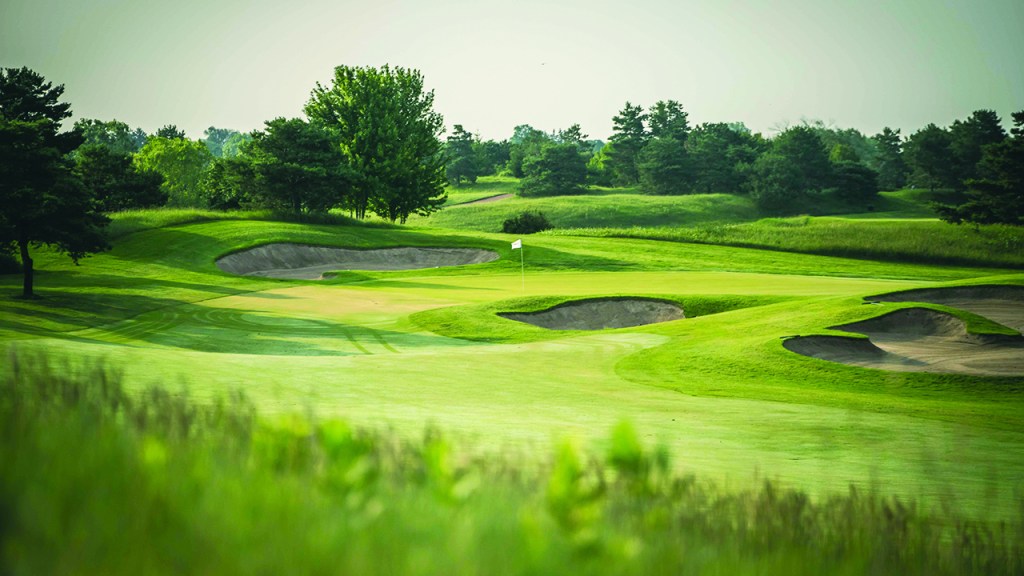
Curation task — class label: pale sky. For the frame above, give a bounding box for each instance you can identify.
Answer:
[2,0,1021,141]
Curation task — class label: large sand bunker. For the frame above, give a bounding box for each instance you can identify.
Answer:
[500,298,684,330]
[785,304,1024,377]
[871,285,1024,332]
[217,243,499,279]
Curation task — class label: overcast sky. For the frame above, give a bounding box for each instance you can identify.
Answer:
[2,0,1021,141]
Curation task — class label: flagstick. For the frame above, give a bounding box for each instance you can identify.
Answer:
[520,244,525,290]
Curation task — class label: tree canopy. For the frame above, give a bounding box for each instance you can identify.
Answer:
[0,67,109,298]
[305,65,447,223]
[246,117,351,214]
[133,136,213,207]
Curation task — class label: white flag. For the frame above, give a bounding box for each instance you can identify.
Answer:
[511,239,522,250]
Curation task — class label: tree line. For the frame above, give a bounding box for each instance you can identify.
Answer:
[1,65,449,297]
[444,104,1022,224]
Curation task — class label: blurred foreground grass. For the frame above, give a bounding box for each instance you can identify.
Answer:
[2,355,1021,575]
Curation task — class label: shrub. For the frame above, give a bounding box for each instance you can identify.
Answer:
[502,211,553,234]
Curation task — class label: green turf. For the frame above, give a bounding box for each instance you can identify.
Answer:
[2,212,1023,526]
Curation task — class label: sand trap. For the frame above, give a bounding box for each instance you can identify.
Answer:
[217,243,499,279]
[785,307,1024,376]
[871,285,1024,332]
[500,298,684,330]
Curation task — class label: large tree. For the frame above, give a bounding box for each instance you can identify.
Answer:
[75,145,166,211]
[246,117,351,214]
[905,123,957,192]
[871,127,908,191]
[949,109,1006,184]
[519,143,587,197]
[688,123,765,193]
[203,126,242,158]
[133,136,213,207]
[506,124,550,178]
[305,65,447,222]
[0,67,109,298]
[771,126,832,192]
[445,124,479,186]
[637,137,692,195]
[74,118,148,155]
[607,102,649,186]
[647,100,689,143]
[936,111,1023,225]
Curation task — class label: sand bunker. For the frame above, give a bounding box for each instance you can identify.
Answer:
[871,285,1024,332]
[217,243,499,279]
[500,298,684,330]
[785,305,1024,377]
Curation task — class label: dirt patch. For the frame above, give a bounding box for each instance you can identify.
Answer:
[460,193,514,205]
[785,306,1024,376]
[217,244,499,280]
[500,298,684,330]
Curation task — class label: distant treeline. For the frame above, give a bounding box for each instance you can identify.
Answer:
[444,105,1023,224]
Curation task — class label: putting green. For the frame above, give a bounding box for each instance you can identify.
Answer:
[3,218,1023,520]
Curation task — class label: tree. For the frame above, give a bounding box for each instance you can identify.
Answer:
[0,67,109,298]
[829,143,860,163]
[246,117,350,214]
[445,124,479,186]
[305,65,447,222]
[75,145,166,211]
[133,137,213,206]
[688,122,765,193]
[221,132,253,158]
[802,120,877,170]
[155,124,186,139]
[936,111,1023,225]
[647,100,689,143]
[202,156,258,210]
[519,143,587,197]
[203,126,242,158]
[607,102,648,186]
[949,109,1006,184]
[637,137,693,195]
[905,123,957,192]
[73,118,147,155]
[772,126,832,192]
[748,153,804,214]
[471,139,510,176]
[871,127,908,191]
[586,143,614,186]
[830,161,879,204]
[506,124,550,178]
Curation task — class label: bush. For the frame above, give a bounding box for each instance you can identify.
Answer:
[502,211,553,234]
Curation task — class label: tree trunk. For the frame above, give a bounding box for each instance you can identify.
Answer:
[18,238,34,299]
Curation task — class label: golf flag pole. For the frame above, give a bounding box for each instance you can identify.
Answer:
[511,238,524,290]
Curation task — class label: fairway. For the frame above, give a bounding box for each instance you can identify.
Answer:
[4,217,1023,522]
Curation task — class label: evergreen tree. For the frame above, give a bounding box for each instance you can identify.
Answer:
[607,102,648,186]
[871,127,908,191]
[445,124,479,186]
[905,123,957,191]
[0,67,109,298]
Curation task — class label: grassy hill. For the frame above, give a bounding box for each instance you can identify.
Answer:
[2,204,1022,573]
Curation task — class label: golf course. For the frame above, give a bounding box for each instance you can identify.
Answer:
[4,189,1024,495]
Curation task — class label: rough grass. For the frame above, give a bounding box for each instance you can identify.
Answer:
[2,360,1020,575]
[550,218,1024,269]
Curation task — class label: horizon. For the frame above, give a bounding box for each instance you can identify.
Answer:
[2,0,1021,141]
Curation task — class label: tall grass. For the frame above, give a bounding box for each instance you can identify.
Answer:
[2,355,1020,575]
[550,218,1024,269]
